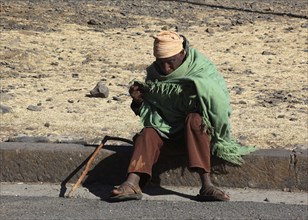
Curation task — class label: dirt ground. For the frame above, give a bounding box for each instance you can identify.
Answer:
[0,0,307,150]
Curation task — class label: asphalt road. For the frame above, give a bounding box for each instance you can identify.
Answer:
[0,183,307,220]
[0,195,307,220]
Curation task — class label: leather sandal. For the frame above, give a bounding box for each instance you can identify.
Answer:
[196,186,230,202]
[109,182,142,202]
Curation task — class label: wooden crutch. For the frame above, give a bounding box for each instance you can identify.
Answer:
[66,136,109,198]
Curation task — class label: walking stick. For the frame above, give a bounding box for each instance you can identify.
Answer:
[67,139,106,198]
[65,136,133,198]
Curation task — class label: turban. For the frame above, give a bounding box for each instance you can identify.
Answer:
[153,31,184,58]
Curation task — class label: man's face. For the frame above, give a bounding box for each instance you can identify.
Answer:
[154,50,186,75]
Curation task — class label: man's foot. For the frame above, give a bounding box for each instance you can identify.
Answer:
[109,182,142,202]
[196,186,230,202]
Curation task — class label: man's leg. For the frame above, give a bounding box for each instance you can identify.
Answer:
[185,113,230,201]
[111,128,164,199]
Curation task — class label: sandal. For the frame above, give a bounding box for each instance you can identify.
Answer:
[196,186,230,202]
[109,182,142,202]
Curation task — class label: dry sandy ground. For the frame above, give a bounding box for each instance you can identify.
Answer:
[0,0,307,150]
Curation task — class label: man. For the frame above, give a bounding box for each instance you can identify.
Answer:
[110,31,255,202]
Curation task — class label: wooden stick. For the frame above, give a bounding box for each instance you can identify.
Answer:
[67,142,104,198]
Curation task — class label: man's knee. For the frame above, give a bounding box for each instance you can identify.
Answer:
[186,113,203,130]
[133,128,160,142]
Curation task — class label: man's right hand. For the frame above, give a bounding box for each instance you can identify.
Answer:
[129,85,143,104]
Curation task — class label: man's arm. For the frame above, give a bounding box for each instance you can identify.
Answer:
[129,84,143,115]
[130,100,142,115]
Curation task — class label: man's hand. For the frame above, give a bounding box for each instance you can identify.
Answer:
[129,84,143,104]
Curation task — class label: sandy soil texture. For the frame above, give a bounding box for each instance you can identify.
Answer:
[0,0,307,150]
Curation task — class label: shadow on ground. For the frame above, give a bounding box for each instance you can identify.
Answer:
[59,135,229,201]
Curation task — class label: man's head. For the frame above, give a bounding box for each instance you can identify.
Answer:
[153,31,186,75]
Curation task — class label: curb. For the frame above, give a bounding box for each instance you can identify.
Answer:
[0,142,307,191]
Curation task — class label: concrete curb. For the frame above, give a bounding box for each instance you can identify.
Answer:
[0,142,307,191]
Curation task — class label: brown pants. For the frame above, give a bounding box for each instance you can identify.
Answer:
[128,113,211,180]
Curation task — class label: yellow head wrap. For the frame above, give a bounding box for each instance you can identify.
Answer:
[153,31,184,58]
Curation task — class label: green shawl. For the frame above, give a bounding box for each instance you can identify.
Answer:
[135,48,255,165]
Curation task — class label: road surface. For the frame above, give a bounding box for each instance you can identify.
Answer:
[1,182,307,220]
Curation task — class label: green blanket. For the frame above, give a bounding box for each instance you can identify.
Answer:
[135,48,255,165]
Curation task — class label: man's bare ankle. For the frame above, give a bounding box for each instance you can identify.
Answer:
[127,172,141,186]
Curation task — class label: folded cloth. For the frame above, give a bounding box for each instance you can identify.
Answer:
[135,47,256,165]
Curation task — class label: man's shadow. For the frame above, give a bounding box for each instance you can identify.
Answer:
[60,135,228,201]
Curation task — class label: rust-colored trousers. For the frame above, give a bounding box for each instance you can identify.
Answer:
[128,113,211,179]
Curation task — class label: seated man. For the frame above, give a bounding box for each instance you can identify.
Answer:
[110,31,255,202]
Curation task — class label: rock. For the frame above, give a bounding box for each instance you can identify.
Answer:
[238,100,247,104]
[54,136,87,144]
[0,104,12,114]
[90,81,109,98]
[66,109,78,113]
[7,135,49,143]
[112,96,122,101]
[27,105,42,111]
[0,61,15,69]
[72,73,79,78]
[87,19,99,25]
[82,56,92,64]
[262,51,276,55]
[282,188,291,192]
[238,136,247,141]
[243,69,255,75]
[232,86,245,95]
[205,28,214,34]
[0,92,14,101]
